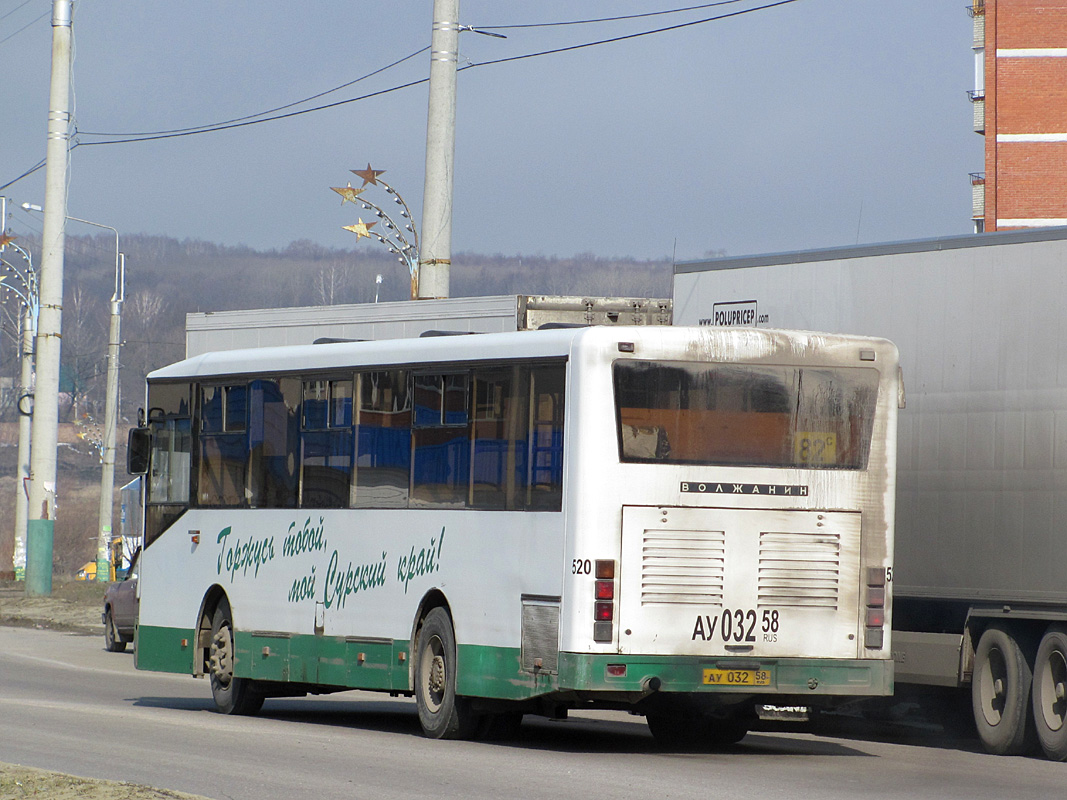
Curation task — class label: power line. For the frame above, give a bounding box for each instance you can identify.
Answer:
[0,0,38,24]
[79,45,430,138]
[477,1,748,29]
[461,0,801,71]
[4,0,803,176]
[0,7,48,47]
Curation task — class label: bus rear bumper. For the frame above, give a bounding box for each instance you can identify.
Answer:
[558,653,894,698]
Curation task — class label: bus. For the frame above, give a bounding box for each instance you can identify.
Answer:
[127,324,900,744]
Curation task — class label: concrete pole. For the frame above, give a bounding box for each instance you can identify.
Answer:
[13,303,34,580]
[418,0,459,300]
[96,253,123,581]
[26,0,74,597]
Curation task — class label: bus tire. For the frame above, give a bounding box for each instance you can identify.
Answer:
[646,712,748,750]
[1032,625,1067,761]
[209,599,264,716]
[972,624,1036,755]
[104,608,127,653]
[414,607,480,739]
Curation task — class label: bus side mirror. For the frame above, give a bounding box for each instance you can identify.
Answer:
[127,427,151,475]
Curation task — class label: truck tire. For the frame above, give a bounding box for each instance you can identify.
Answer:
[972,624,1036,755]
[414,607,480,739]
[1032,625,1067,761]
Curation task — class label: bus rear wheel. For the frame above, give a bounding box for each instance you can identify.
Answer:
[972,624,1035,756]
[1033,625,1067,761]
[209,600,264,716]
[646,712,749,750]
[414,607,480,739]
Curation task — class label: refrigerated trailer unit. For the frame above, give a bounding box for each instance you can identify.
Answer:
[186,295,672,357]
[673,226,1067,759]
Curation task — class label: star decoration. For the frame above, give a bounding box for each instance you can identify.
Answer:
[0,232,14,248]
[342,219,378,239]
[330,183,365,204]
[351,163,385,187]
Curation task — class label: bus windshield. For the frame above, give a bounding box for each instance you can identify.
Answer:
[614,360,879,469]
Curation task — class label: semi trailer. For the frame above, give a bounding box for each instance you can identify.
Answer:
[673,227,1067,759]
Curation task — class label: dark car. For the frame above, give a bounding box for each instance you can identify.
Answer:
[102,549,139,652]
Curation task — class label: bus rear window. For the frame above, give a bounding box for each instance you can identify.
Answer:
[613,361,879,469]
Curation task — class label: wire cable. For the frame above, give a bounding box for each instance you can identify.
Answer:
[478,1,747,30]
[461,0,800,72]
[4,0,803,177]
[0,7,48,46]
[0,0,37,23]
[79,44,430,138]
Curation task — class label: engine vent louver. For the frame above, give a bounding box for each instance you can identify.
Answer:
[639,529,725,606]
[758,531,840,609]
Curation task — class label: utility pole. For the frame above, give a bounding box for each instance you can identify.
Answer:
[418,0,459,300]
[96,253,124,581]
[26,0,74,597]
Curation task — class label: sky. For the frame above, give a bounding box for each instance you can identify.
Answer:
[0,1,982,264]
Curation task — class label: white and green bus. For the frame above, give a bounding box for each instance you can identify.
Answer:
[127,324,900,744]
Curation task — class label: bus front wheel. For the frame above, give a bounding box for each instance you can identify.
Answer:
[209,599,264,716]
[414,607,480,739]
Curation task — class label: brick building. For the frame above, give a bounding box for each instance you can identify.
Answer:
[970,1,1067,232]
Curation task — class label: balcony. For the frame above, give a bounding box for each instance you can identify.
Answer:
[970,173,986,222]
[968,3,985,48]
[968,90,985,134]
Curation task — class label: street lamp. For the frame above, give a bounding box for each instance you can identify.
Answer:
[22,202,125,583]
[0,243,37,581]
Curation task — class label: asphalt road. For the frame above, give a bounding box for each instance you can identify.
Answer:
[1,626,1063,800]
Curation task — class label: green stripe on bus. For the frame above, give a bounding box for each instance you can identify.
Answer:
[136,625,891,700]
[557,652,893,695]
[135,625,196,674]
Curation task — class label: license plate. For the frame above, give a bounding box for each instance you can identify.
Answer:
[703,668,772,686]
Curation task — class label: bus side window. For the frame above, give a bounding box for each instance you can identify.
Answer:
[354,370,411,508]
[411,373,470,508]
[248,378,300,509]
[198,384,248,507]
[300,379,354,509]
[470,367,529,510]
[527,365,565,511]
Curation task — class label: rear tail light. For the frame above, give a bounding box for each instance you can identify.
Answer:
[593,559,616,643]
[864,566,887,648]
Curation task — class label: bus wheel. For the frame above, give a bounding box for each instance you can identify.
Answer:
[208,600,264,716]
[414,607,480,739]
[646,713,748,750]
[972,624,1035,755]
[1033,625,1067,761]
[103,608,126,653]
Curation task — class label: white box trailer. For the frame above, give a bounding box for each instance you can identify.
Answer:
[672,226,1067,759]
[186,295,672,357]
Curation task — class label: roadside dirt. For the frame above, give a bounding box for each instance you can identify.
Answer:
[0,581,215,800]
[0,764,213,800]
[0,579,105,634]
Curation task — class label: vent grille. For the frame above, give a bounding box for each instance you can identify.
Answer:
[640,529,725,606]
[758,531,840,609]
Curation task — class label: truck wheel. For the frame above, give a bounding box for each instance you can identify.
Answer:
[972,624,1036,755]
[208,599,264,716]
[414,607,480,739]
[104,608,127,653]
[1032,625,1067,761]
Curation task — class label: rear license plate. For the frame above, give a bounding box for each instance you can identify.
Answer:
[703,668,772,686]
